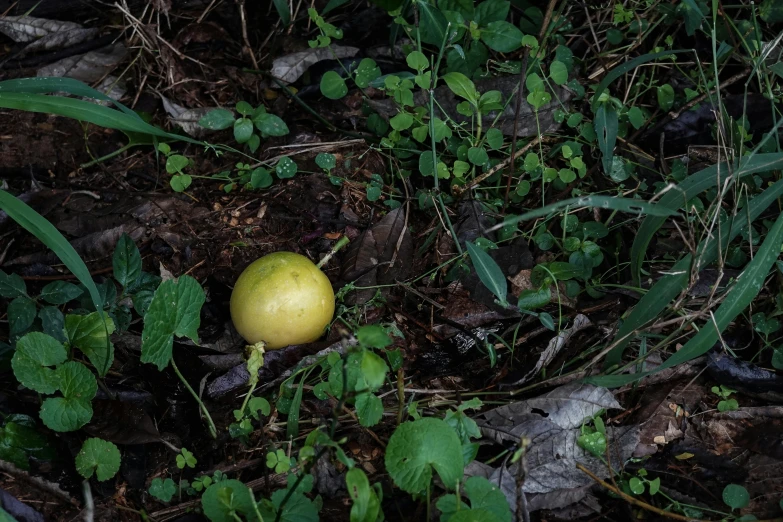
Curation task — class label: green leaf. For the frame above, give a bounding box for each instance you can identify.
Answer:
[354,58,381,88]
[723,484,750,510]
[75,438,120,481]
[406,51,429,71]
[65,312,116,377]
[656,84,675,111]
[253,112,289,136]
[140,276,206,371]
[273,0,291,24]
[315,153,336,170]
[517,287,551,311]
[170,175,192,192]
[250,167,273,189]
[594,103,618,175]
[149,477,177,502]
[627,106,645,129]
[467,147,489,166]
[390,112,414,130]
[432,118,452,141]
[474,0,509,24]
[113,234,141,289]
[549,60,568,85]
[11,332,67,394]
[485,128,503,150]
[346,468,383,522]
[526,89,551,110]
[8,296,36,337]
[39,306,65,342]
[198,108,234,130]
[357,325,393,348]
[320,71,348,100]
[466,241,507,306]
[385,418,463,493]
[360,351,389,391]
[276,156,298,179]
[437,476,512,522]
[233,117,254,143]
[480,21,523,52]
[165,154,189,174]
[0,270,26,298]
[356,392,383,427]
[202,480,256,522]
[40,361,96,431]
[418,1,449,47]
[442,72,478,105]
[236,101,253,116]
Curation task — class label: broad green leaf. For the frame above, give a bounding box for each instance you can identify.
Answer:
[346,468,383,522]
[468,147,489,166]
[656,84,674,111]
[385,418,463,492]
[526,89,551,110]
[250,167,273,189]
[11,332,67,394]
[253,112,289,136]
[165,154,189,174]
[274,0,291,24]
[627,106,645,129]
[75,438,121,481]
[149,477,177,502]
[0,270,26,298]
[517,287,551,310]
[141,275,205,370]
[360,351,389,391]
[202,479,256,522]
[320,71,348,100]
[198,108,234,130]
[480,21,523,52]
[315,153,337,170]
[418,1,449,47]
[65,312,116,377]
[357,325,392,348]
[474,0,509,24]
[39,281,83,305]
[594,194,783,386]
[390,112,414,130]
[485,128,503,149]
[406,51,429,71]
[40,361,96,431]
[354,58,381,88]
[723,484,750,510]
[432,118,452,141]
[233,117,253,143]
[442,72,478,105]
[355,392,383,427]
[466,241,507,306]
[39,306,65,342]
[605,178,783,367]
[8,296,36,336]
[113,234,142,289]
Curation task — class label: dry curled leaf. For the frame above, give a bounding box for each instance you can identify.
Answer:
[271,46,359,85]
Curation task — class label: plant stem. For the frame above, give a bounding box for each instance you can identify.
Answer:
[170,358,218,439]
[316,236,350,269]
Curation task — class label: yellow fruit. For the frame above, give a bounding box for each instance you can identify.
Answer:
[230,252,335,349]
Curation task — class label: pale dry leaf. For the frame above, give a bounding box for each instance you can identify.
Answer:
[0,15,86,42]
[37,44,127,82]
[271,45,359,85]
[159,95,215,137]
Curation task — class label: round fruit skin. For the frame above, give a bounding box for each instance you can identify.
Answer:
[230,252,335,349]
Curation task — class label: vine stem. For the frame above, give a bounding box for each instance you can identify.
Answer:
[316,236,350,269]
[170,358,218,439]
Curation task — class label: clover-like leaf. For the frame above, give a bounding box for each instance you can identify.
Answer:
[11,332,67,394]
[202,480,256,522]
[141,276,206,370]
[40,361,97,431]
[75,438,121,481]
[437,476,512,522]
[385,418,463,493]
[149,477,177,502]
[65,312,115,377]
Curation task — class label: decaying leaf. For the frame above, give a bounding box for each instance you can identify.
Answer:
[271,45,359,85]
[37,44,127,83]
[160,95,217,138]
[84,400,161,445]
[0,15,93,43]
[340,207,413,305]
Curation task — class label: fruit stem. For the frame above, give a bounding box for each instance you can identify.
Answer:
[170,358,218,439]
[316,236,350,269]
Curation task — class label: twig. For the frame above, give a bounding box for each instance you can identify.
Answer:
[457,136,545,197]
[236,0,259,69]
[0,460,79,507]
[81,480,94,522]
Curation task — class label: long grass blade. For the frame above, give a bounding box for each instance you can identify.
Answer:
[603,178,783,367]
[592,179,783,385]
[629,153,783,285]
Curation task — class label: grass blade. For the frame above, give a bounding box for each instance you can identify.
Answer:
[0,92,200,144]
[486,195,678,234]
[603,178,783,367]
[466,241,508,306]
[591,204,783,388]
[273,0,291,25]
[630,153,783,285]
